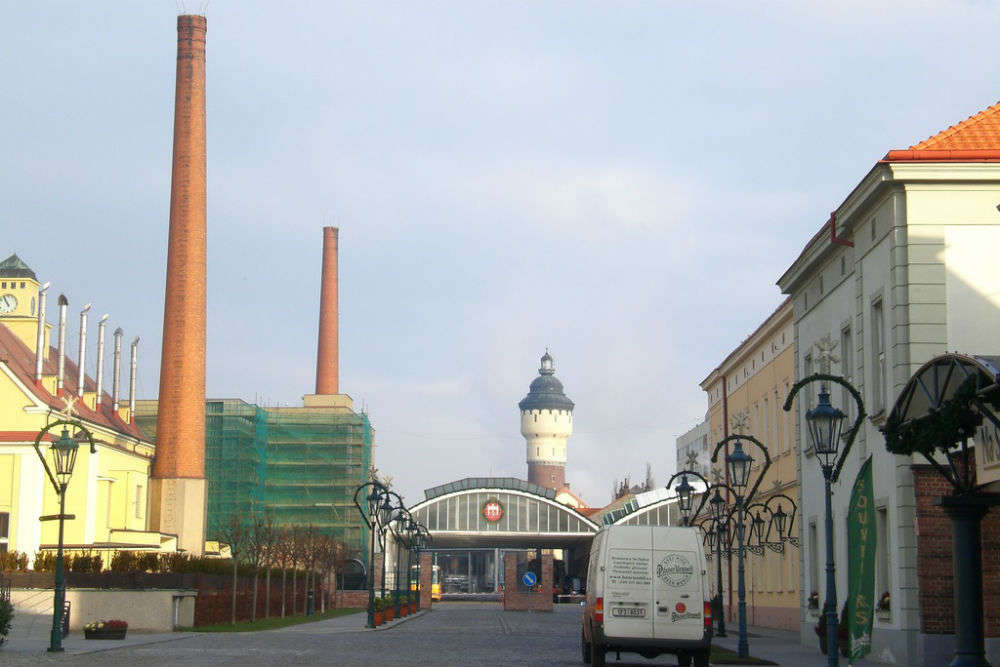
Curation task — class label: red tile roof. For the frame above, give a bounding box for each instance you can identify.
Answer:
[0,322,145,439]
[886,100,1000,161]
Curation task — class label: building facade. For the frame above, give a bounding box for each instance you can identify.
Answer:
[699,298,799,631]
[676,418,711,480]
[0,255,173,562]
[777,102,1000,666]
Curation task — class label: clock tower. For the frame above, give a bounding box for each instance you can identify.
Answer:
[0,254,46,350]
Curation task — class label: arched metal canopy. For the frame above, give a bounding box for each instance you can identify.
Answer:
[887,354,1000,427]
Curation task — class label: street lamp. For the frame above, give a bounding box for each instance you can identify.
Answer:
[33,419,95,653]
[784,372,864,667]
[666,470,709,526]
[353,480,389,629]
[712,435,772,660]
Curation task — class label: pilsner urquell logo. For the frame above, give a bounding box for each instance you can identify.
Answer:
[656,554,693,587]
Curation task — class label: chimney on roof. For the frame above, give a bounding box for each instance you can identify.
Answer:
[95,314,108,407]
[129,336,139,424]
[150,13,208,556]
[112,327,122,413]
[56,295,68,397]
[315,226,339,395]
[77,303,91,397]
[34,283,49,387]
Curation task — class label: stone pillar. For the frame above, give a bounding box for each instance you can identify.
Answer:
[150,14,208,556]
[419,552,433,609]
[373,552,384,594]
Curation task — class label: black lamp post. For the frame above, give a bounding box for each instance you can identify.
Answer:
[703,487,730,638]
[33,419,95,653]
[667,470,710,526]
[807,386,847,667]
[353,480,390,629]
[712,435,772,660]
[784,371,864,667]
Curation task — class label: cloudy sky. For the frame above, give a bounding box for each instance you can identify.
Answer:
[4,1,1000,505]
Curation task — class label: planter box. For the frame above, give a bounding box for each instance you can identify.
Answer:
[374,611,384,626]
[84,629,127,640]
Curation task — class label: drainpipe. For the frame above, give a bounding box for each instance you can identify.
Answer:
[34,282,50,387]
[77,303,92,397]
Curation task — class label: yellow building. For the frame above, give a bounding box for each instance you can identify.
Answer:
[0,254,174,563]
[699,298,798,631]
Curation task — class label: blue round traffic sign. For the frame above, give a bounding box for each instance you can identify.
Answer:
[522,571,537,587]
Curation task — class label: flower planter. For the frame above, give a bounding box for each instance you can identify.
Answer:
[374,610,384,626]
[84,628,127,640]
[385,607,395,622]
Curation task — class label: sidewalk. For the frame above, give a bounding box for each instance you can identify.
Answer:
[2,611,195,657]
[713,625,884,667]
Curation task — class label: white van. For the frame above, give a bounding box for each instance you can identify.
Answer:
[582,525,712,667]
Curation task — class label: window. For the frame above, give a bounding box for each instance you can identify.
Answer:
[841,325,853,419]
[0,512,8,553]
[840,256,846,276]
[871,300,886,413]
[819,275,824,294]
[803,354,813,407]
[809,520,819,596]
[876,507,890,613]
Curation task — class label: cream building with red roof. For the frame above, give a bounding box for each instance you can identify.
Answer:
[778,100,1000,666]
[0,254,176,563]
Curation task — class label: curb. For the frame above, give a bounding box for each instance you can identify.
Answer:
[366,608,430,631]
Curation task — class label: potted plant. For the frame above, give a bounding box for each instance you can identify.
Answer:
[877,591,891,616]
[84,619,128,640]
[373,598,385,626]
[814,602,849,657]
[384,597,395,622]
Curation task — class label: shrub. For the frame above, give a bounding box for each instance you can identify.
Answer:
[68,553,103,573]
[110,551,138,572]
[0,600,13,646]
[32,551,57,572]
[0,551,28,572]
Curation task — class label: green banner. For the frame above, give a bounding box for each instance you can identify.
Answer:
[847,456,876,663]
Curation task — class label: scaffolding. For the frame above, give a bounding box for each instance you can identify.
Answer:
[135,399,373,562]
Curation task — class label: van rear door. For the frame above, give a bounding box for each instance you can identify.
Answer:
[652,531,704,641]
[602,527,653,639]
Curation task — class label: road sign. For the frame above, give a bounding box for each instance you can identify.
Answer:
[522,571,537,587]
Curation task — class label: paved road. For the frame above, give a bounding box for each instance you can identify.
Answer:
[1,602,879,666]
[2,602,655,667]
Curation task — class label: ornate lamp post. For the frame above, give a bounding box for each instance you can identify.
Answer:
[711,436,772,659]
[33,414,96,653]
[704,486,730,638]
[353,479,389,628]
[666,470,710,526]
[784,371,865,667]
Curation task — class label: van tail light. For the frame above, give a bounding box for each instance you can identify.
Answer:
[704,600,712,629]
[595,597,604,623]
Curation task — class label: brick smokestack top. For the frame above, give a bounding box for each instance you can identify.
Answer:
[315,226,339,394]
[154,14,207,479]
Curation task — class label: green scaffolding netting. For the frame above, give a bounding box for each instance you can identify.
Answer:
[135,399,373,567]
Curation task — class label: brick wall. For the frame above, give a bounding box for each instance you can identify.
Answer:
[913,463,1000,637]
[419,552,432,609]
[502,553,552,612]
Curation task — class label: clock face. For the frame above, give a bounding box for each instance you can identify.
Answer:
[0,294,16,314]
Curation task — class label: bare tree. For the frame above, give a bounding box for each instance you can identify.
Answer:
[257,513,279,619]
[273,528,294,618]
[216,513,252,625]
[246,510,276,622]
[290,526,305,615]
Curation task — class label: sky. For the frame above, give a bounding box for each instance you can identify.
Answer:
[4,1,1000,506]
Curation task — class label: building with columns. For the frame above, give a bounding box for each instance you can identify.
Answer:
[777,100,1000,666]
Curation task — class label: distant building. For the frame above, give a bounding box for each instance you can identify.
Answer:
[675,419,710,479]
[135,397,373,556]
[519,351,575,493]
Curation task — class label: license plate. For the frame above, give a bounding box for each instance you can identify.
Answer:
[612,607,646,618]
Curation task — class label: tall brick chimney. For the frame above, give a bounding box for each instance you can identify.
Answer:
[315,227,339,395]
[150,14,208,555]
